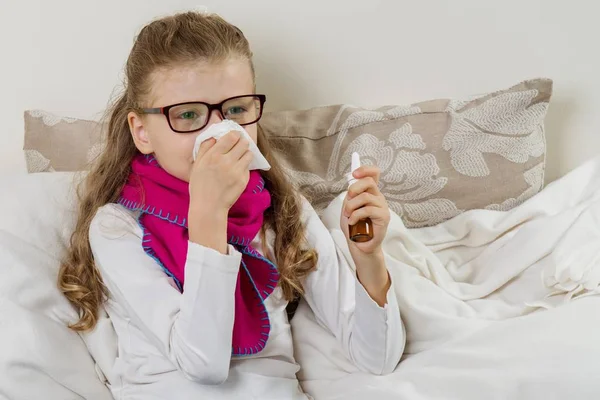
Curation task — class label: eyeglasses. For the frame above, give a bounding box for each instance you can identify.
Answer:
[140,94,267,133]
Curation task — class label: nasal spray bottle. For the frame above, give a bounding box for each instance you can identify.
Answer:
[347,152,374,243]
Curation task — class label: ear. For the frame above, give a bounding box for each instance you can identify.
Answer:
[128,111,154,154]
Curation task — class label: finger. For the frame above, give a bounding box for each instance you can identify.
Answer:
[348,176,379,198]
[195,138,217,160]
[236,149,254,169]
[213,130,242,154]
[340,196,350,237]
[348,206,387,226]
[344,192,382,217]
[352,166,381,183]
[226,136,250,161]
[341,195,349,218]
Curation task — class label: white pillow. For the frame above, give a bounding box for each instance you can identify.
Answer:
[0,172,113,400]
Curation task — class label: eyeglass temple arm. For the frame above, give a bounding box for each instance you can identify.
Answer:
[141,108,163,114]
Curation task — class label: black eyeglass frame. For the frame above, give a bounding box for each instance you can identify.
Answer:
[140,94,267,133]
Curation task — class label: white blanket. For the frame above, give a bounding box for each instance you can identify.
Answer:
[293,155,600,399]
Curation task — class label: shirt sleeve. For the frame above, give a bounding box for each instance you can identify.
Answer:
[89,204,239,385]
[300,198,405,375]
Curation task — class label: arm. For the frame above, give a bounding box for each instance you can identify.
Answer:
[301,199,405,375]
[89,204,238,385]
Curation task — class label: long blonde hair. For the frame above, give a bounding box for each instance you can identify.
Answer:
[59,11,317,332]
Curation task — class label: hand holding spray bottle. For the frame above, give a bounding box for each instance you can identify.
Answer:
[347,152,374,242]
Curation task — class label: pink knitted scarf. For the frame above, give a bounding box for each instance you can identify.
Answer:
[119,154,279,356]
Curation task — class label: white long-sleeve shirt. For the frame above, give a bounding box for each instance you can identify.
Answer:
[89,198,404,400]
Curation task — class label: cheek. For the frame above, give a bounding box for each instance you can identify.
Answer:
[151,132,196,181]
[245,125,258,144]
[180,134,198,160]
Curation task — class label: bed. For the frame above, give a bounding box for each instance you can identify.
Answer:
[2,70,599,400]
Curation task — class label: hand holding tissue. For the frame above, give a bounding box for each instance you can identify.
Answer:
[192,120,271,171]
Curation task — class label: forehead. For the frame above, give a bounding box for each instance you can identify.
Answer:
[147,58,254,107]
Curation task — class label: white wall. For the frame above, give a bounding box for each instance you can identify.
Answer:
[1,0,598,182]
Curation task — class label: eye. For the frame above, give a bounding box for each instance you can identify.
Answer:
[226,106,246,115]
[177,111,198,120]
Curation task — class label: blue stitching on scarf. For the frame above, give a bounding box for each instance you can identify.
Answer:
[251,179,261,194]
[144,154,160,167]
[118,198,187,228]
[253,178,265,194]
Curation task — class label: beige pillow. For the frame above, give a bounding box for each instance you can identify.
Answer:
[23,110,104,173]
[261,78,551,227]
[23,78,552,227]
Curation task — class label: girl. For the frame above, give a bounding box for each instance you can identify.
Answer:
[59,11,404,400]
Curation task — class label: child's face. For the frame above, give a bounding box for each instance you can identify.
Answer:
[128,58,257,182]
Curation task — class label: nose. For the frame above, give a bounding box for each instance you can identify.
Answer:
[206,108,224,126]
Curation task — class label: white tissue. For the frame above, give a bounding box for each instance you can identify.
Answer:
[191,120,271,171]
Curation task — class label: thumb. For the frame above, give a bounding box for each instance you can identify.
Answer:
[340,195,350,238]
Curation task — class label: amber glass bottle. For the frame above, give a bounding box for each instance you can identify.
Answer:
[349,218,373,242]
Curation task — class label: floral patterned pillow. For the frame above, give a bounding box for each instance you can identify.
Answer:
[23,110,104,173]
[23,78,551,228]
[260,78,551,227]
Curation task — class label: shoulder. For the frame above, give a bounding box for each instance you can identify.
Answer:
[298,195,337,256]
[89,203,142,241]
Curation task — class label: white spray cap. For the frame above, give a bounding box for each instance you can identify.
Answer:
[347,152,361,187]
